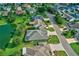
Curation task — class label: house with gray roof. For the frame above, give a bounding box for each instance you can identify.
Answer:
[67,22,79,41]
[75,33,79,41]
[31,15,44,21]
[25,29,48,41]
[22,45,51,56]
[26,7,36,14]
[30,15,47,29]
[67,22,79,31]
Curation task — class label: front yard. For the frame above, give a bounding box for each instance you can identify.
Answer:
[48,35,60,44]
[62,30,76,38]
[53,51,67,56]
[70,42,79,55]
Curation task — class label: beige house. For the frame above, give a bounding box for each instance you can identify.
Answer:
[30,15,47,29]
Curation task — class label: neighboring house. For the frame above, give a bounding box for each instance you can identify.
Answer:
[70,13,79,20]
[67,22,79,31]
[56,4,79,21]
[22,4,31,8]
[16,10,25,15]
[67,22,79,40]
[26,7,36,14]
[22,45,51,56]
[25,29,48,41]
[63,13,75,21]
[16,6,25,15]
[30,15,47,28]
[75,33,79,40]
[2,11,9,16]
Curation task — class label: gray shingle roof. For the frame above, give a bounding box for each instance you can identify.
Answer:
[32,15,44,21]
[25,29,48,41]
[22,45,50,56]
[67,22,79,29]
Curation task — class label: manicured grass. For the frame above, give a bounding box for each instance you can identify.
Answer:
[5,44,22,56]
[14,16,25,24]
[0,20,7,25]
[0,24,14,48]
[53,51,67,56]
[14,15,30,24]
[48,35,60,44]
[47,27,54,32]
[70,42,79,55]
[0,13,31,55]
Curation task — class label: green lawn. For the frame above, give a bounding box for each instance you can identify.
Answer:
[63,30,76,38]
[53,51,67,56]
[0,11,31,55]
[0,24,14,48]
[4,44,22,56]
[14,14,30,24]
[0,19,7,25]
[70,42,79,55]
[14,16,25,24]
[48,35,60,44]
[47,27,54,32]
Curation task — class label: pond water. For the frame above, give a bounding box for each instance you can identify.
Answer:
[0,24,14,48]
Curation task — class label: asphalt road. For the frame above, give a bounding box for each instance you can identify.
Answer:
[47,13,77,56]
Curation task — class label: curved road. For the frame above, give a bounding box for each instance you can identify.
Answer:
[47,13,77,56]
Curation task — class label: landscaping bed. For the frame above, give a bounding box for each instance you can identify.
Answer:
[47,27,54,32]
[53,51,67,56]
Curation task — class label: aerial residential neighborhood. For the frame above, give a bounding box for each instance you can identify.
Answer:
[0,3,79,56]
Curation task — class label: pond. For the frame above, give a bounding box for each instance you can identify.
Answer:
[0,24,15,48]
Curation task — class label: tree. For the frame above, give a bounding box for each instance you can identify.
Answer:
[12,37,20,45]
[55,13,63,24]
[37,6,46,13]
[55,12,67,26]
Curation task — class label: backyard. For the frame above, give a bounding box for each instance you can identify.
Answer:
[0,13,31,55]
